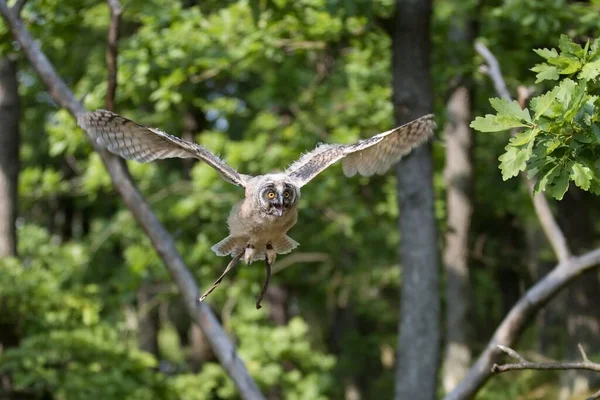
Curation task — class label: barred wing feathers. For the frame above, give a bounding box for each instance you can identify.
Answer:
[286,114,435,187]
[78,110,248,187]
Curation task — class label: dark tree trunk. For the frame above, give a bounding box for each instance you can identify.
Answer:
[391,1,440,399]
[0,56,20,399]
[0,57,19,258]
[555,188,600,399]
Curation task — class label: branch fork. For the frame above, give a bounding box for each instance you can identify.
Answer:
[492,344,600,400]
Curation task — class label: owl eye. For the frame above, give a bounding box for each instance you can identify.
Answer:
[283,191,291,198]
[267,191,276,199]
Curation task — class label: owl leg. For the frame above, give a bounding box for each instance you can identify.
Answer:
[198,251,243,302]
[243,244,256,264]
[265,243,277,265]
[256,244,274,309]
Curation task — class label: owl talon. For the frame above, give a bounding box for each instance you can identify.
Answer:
[256,258,272,309]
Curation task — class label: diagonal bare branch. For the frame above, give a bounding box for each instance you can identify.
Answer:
[0,2,265,399]
[475,40,571,264]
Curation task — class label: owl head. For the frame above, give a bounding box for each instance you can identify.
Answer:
[254,174,300,217]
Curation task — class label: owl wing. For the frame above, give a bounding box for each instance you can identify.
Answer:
[285,114,436,187]
[78,110,249,187]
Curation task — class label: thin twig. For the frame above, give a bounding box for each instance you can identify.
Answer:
[579,343,591,362]
[492,344,600,373]
[474,40,571,264]
[0,3,266,398]
[105,0,122,111]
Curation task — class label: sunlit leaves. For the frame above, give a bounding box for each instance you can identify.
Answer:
[472,35,600,199]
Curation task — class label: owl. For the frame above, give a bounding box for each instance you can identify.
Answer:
[78,110,435,308]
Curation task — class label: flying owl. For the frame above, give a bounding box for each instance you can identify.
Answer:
[78,110,436,308]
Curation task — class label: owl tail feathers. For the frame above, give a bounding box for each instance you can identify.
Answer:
[211,236,244,257]
[271,236,300,255]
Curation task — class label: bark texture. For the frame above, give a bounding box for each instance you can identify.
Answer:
[0,57,19,258]
[556,189,600,399]
[392,1,440,399]
[442,85,473,392]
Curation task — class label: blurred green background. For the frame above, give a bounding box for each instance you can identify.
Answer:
[1,0,600,399]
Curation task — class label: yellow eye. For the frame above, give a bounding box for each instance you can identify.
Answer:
[267,191,275,199]
[283,191,290,198]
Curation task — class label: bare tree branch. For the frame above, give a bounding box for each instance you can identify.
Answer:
[0,2,265,399]
[475,40,571,264]
[492,344,600,373]
[445,248,600,400]
[11,0,26,16]
[105,0,121,111]
[491,344,600,399]
[474,42,511,101]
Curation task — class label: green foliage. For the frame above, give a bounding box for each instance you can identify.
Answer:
[471,35,600,200]
[4,0,600,399]
[0,225,172,399]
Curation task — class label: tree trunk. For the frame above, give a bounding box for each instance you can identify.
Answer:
[441,84,473,393]
[440,10,477,392]
[555,188,600,399]
[392,1,439,399]
[0,56,20,398]
[0,57,19,258]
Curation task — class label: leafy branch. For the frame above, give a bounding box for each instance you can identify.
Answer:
[445,38,600,400]
[472,35,600,200]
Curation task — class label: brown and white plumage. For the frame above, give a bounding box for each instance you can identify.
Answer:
[78,109,436,306]
[285,114,436,187]
[77,110,249,187]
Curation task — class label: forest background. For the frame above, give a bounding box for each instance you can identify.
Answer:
[1,0,600,399]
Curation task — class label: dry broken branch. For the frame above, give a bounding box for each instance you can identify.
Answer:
[492,344,600,374]
[492,345,600,400]
[0,2,265,399]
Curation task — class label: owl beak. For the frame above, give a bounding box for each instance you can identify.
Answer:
[271,194,284,216]
[272,204,284,217]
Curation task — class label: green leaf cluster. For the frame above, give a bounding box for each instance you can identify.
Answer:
[471,35,600,200]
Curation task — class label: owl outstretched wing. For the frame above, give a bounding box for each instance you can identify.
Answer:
[78,110,249,187]
[285,114,436,187]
